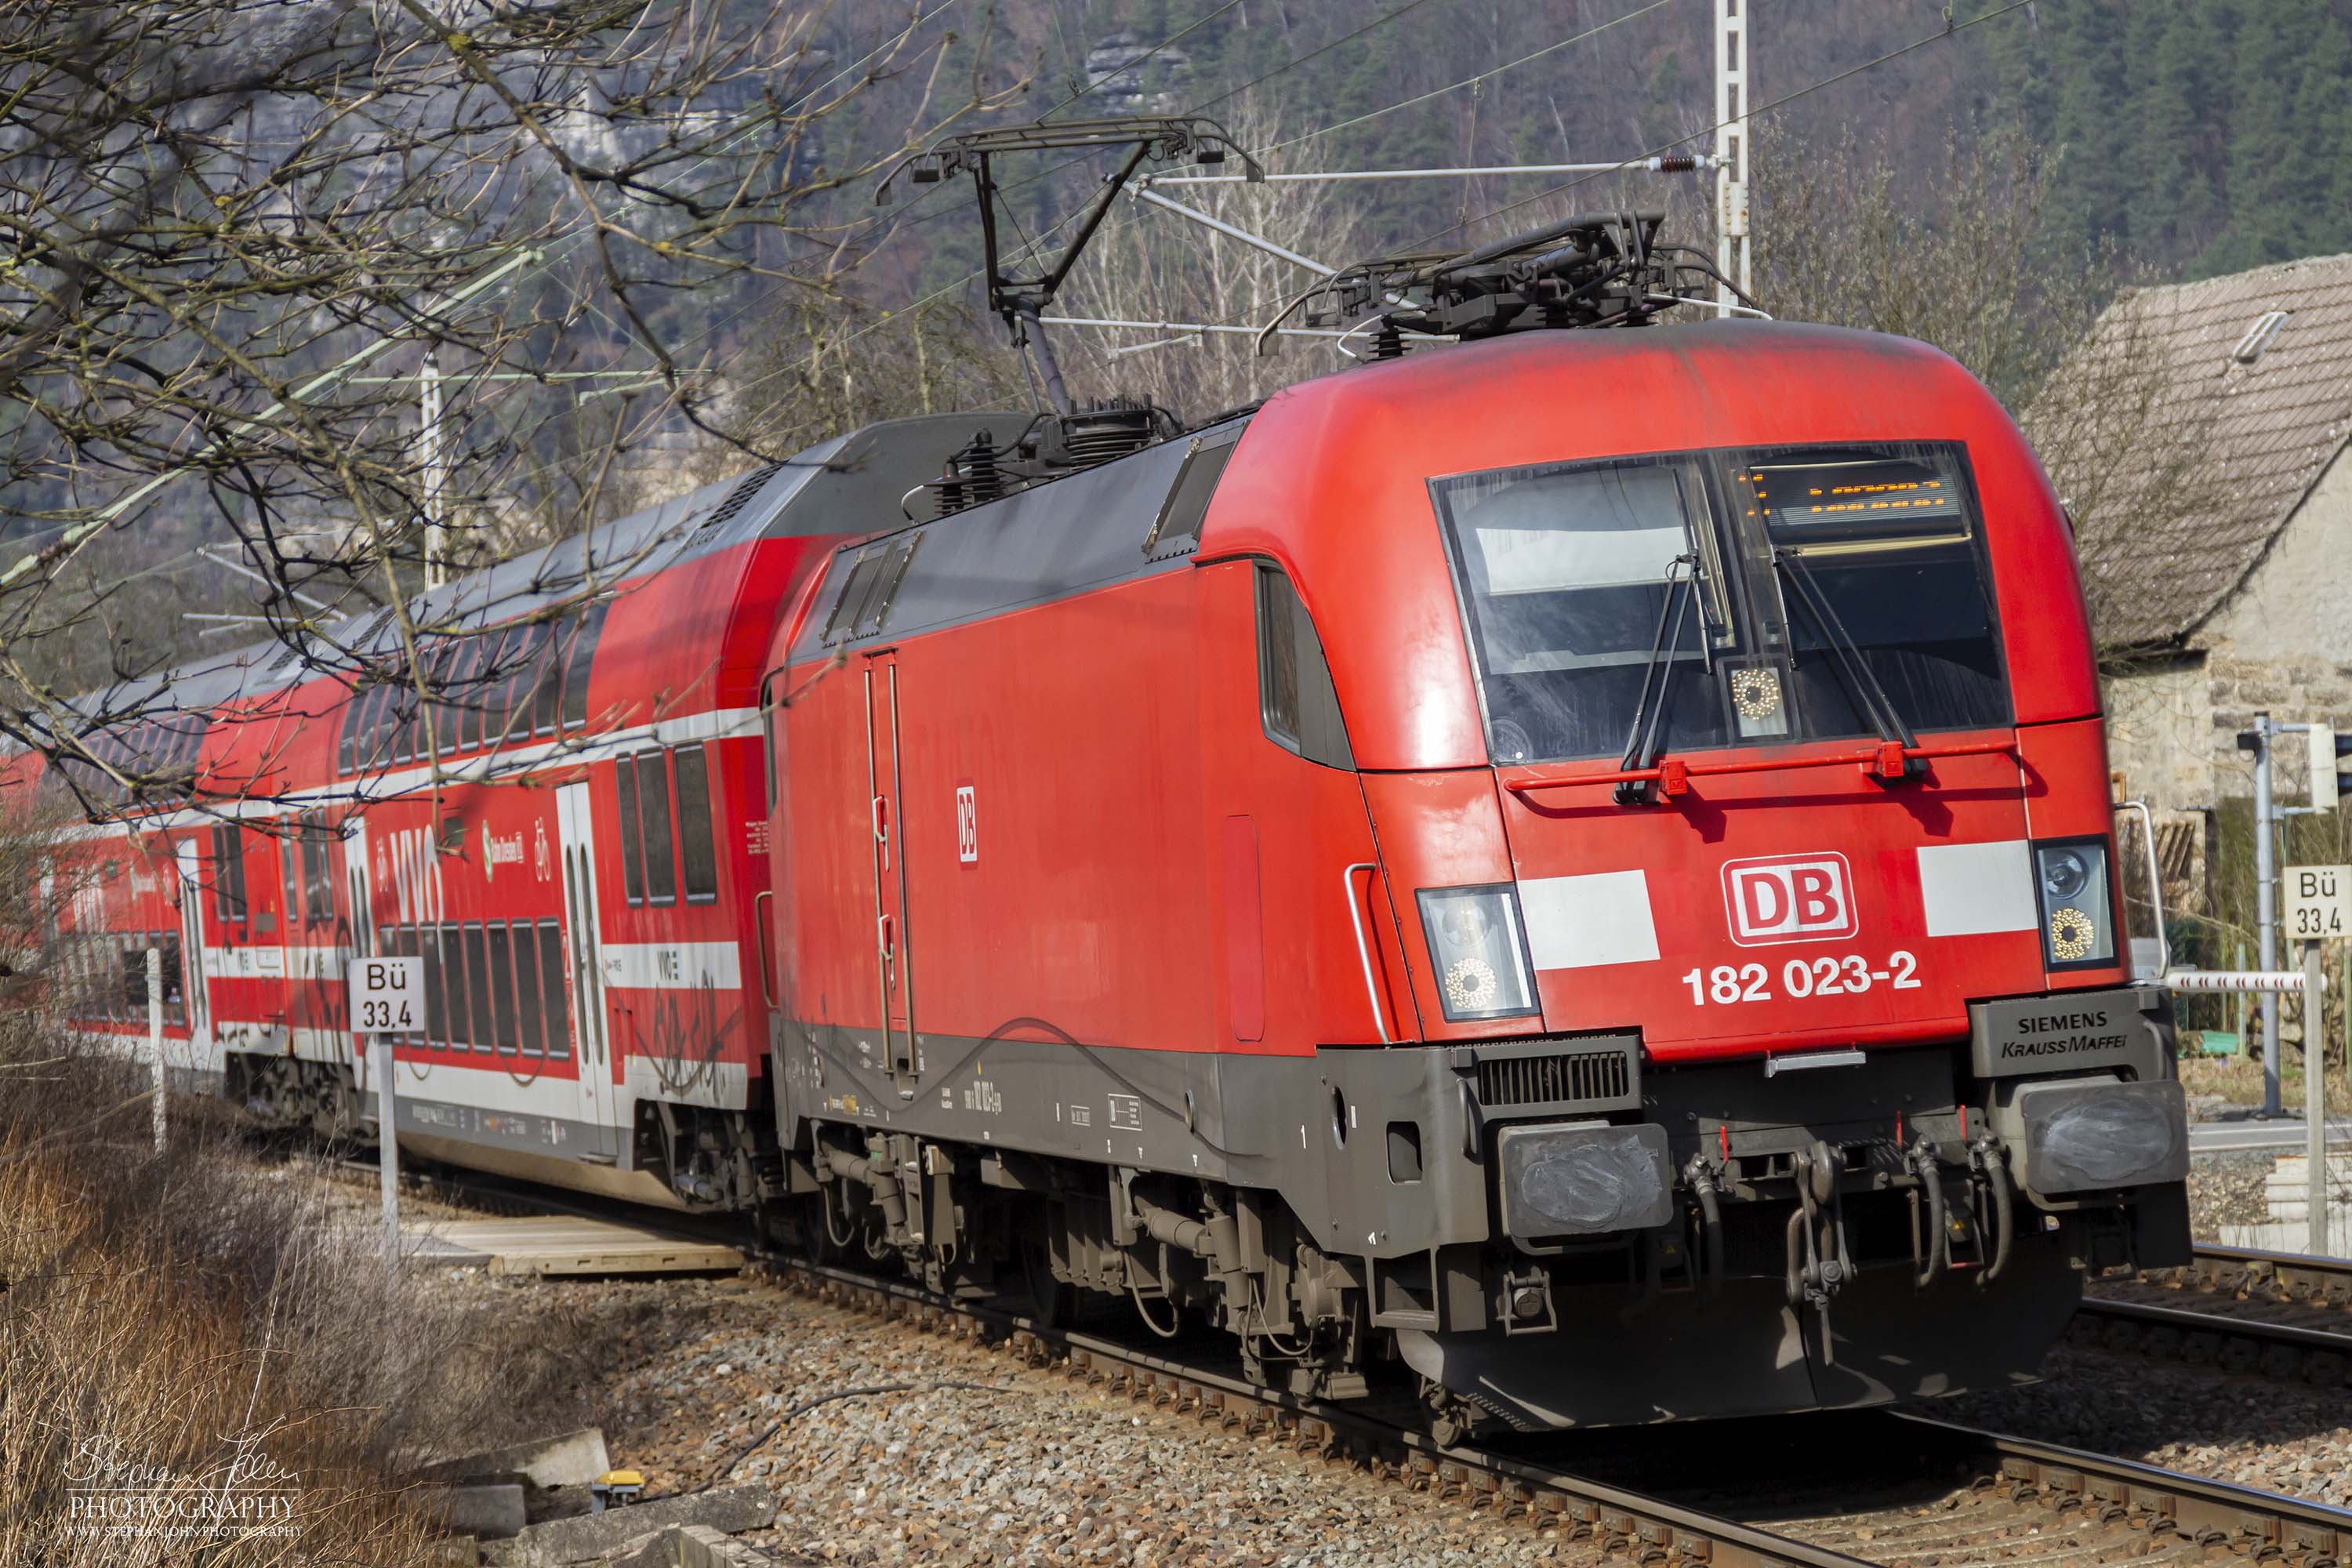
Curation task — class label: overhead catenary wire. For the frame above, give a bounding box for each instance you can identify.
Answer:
[1400,0,2041,255]
[1248,0,1681,155]
[1069,1,2034,363]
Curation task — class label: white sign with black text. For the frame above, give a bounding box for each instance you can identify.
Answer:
[2285,864,2352,941]
[347,956,422,1034]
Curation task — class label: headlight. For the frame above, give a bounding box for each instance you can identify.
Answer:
[2034,840,2114,967]
[2041,848,2089,901]
[1417,885,1539,1022]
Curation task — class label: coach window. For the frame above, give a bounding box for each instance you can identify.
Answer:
[637,751,677,905]
[561,602,608,731]
[437,644,468,760]
[500,624,544,742]
[280,833,302,928]
[488,629,522,747]
[535,921,570,1058]
[400,682,426,766]
[458,637,492,753]
[1254,564,1354,769]
[301,813,334,923]
[423,925,449,1045]
[673,745,718,902]
[488,922,520,1052]
[616,758,646,905]
[463,923,494,1051]
[162,932,185,1024]
[441,924,474,1049]
[531,622,563,736]
[211,823,248,922]
[349,681,388,771]
[389,684,414,764]
[514,926,544,1056]
[118,943,145,1017]
[338,693,358,775]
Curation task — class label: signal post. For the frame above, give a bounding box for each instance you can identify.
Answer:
[349,955,423,1267]
[2287,863,2347,1255]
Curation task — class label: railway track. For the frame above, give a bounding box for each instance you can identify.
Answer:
[2076,1246,2352,1388]
[780,1261,2352,1568]
[312,1154,2352,1565]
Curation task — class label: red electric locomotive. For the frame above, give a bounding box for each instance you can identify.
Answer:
[764,232,2189,1429]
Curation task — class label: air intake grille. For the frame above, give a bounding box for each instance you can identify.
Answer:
[1476,1048,1631,1109]
[694,463,782,539]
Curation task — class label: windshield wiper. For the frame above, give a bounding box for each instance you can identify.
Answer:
[1614,554,1701,804]
[1769,546,1919,775]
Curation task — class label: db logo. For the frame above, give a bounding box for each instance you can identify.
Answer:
[1722,853,1857,946]
[954,782,978,866]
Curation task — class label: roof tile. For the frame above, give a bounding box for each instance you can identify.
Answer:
[2033,253,2352,649]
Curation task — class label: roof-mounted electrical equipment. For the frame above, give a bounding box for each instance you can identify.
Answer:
[1258,210,1754,358]
[876,117,1261,415]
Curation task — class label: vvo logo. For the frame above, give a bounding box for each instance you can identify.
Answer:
[1722,852,1857,946]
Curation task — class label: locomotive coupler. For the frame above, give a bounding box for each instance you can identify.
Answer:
[1965,1134,2015,1285]
[1682,1153,1724,1294]
[1902,1138,1948,1289]
[1784,1142,1852,1363]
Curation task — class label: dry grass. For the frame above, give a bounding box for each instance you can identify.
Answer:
[0,1014,597,1565]
[2178,1044,2347,1122]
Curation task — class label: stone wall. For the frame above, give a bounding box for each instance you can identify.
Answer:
[2103,649,2352,917]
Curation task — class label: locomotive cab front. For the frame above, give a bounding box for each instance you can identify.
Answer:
[1216,321,2190,1431]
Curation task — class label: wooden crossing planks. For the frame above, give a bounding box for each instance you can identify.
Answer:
[404,1214,742,1276]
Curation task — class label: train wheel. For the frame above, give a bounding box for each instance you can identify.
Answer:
[803,1190,848,1267]
[1018,1231,1076,1327]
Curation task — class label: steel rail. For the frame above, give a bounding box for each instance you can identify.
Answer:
[2073,1296,2352,1387]
[316,1153,2351,1564]
[1890,1412,2352,1565]
[781,1257,1874,1568]
[2176,1243,2352,1304]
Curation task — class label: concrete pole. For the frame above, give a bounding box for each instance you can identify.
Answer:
[378,1037,401,1270]
[147,946,165,1154]
[1714,0,1751,310]
[2307,939,2329,1256]
[2256,713,2281,1115]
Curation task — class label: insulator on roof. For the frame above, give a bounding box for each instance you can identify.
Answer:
[1042,403,1173,470]
[937,430,1006,516]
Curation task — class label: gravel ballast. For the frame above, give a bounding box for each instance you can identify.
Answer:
[537,1275,1606,1567]
[411,1260,2352,1566]
[1927,1341,2352,1508]
[2187,1150,2280,1236]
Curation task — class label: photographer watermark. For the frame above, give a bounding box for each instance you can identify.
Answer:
[64,1432,299,1542]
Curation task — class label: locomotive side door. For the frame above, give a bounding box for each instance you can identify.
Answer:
[174,837,212,1073]
[864,653,917,1083]
[557,779,618,1157]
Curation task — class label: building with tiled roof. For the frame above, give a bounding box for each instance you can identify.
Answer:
[2031,252,2352,914]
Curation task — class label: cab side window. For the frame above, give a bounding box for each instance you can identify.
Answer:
[1254,564,1353,770]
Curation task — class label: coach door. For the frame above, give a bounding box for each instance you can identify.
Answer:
[865,654,917,1082]
[174,838,212,1065]
[557,781,617,1156]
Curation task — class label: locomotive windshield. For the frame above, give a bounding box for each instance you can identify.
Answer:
[1433,441,2008,764]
